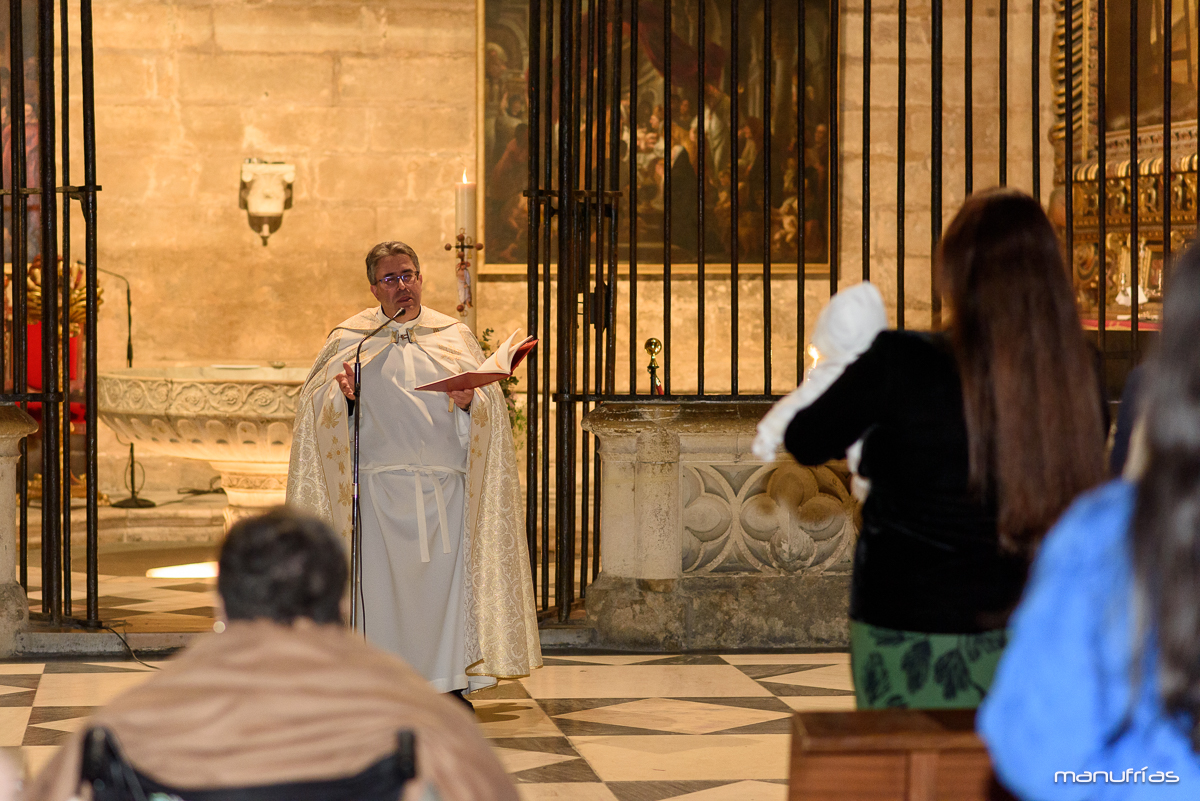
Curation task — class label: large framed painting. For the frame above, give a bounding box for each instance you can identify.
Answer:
[483,0,833,271]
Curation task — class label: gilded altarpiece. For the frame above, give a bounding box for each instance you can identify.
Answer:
[1058,0,1199,327]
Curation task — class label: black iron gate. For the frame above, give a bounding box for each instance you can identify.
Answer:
[3,0,102,626]
[516,0,1192,622]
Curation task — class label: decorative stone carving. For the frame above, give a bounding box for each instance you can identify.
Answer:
[98,366,308,528]
[683,461,855,575]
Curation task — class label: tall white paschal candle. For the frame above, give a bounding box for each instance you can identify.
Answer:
[455,171,477,241]
[454,171,478,330]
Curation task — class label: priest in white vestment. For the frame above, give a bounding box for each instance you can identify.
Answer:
[286,241,541,695]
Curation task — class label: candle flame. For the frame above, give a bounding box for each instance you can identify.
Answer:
[462,170,469,183]
[807,344,821,369]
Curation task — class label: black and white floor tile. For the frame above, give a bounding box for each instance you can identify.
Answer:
[0,652,853,799]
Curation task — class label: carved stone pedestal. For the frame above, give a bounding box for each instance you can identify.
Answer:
[0,405,37,656]
[211,462,290,529]
[582,402,858,650]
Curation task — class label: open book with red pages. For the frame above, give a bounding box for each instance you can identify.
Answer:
[415,329,538,392]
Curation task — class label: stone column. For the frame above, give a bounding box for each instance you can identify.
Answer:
[588,405,683,580]
[0,406,37,656]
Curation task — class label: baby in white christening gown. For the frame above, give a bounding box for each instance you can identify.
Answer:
[752,281,888,500]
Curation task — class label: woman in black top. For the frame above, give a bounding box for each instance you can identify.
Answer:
[785,189,1106,709]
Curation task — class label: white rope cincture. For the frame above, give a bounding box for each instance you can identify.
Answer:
[361,464,466,562]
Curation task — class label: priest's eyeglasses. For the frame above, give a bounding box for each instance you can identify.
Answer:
[377,272,420,288]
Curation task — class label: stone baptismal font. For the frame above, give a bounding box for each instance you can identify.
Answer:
[97,365,308,528]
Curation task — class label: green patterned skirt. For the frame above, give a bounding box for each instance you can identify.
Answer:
[849,621,1008,710]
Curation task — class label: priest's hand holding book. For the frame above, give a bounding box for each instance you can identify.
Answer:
[416,329,538,393]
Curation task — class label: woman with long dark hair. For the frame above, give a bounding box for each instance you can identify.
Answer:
[784,188,1107,709]
[979,243,1200,796]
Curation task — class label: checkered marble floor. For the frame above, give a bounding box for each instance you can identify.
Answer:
[0,651,854,800]
[25,570,219,633]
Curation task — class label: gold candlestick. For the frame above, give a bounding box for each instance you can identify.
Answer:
[644,338,663,396]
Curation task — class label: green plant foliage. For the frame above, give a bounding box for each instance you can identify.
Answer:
[478,327,527,437]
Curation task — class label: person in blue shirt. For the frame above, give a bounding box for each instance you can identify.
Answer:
[978,242,1200,799]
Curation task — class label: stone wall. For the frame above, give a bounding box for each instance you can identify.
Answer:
[838,0,1060,329]
[67,0,1059,491]
[67,0,478,491]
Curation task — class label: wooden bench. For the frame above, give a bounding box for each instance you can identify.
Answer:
[790,710,1016,801]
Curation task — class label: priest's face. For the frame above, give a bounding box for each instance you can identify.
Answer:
[370,253,423,321]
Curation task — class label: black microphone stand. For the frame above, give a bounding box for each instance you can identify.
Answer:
[349,305,407,631]
[97,267,154,509]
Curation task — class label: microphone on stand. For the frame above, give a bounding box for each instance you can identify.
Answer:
[97,266,155,509]
[349,304,408,632]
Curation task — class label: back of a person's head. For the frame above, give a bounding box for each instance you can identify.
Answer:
[1133,242,1200,749]
[938,187,1105,553]
[218,507,347,626]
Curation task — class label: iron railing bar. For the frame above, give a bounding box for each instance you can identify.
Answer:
[796,0,806,372]
[731,0,740,393]
[10,0,29,594]
[862,0,870,282]
[555,0,580,623]
[579,0,597,599]
[525,0,543,592]
[763,0,772,393]
[662,0,672,396]
[604,0,623,397]
[0,10,7,397]
[829,0,840,299]
[81,0,100,626]
[0,392,68,404]
[965,0,973,196]
[999,0,1008,185]
[596,0,610,351]
[585,0,597,204]
[39,0,63,620]
[0,187,89,198]
[1128,0,1139,370]
[931,0,942,326]
[571,393,787,403]
[60,0,73,616]
[762,0,773,394]
[628,0,639,395]
[571,0,585,617]
[897,0,906,329]
[1032,0,1040,200]
[1163,0,1172,309]
[585,0,612,597]
[540,239,550,609]
[540,0,555,611]
[697,0,707,394]
[1064,0,1075,317]
[1097,0,1106,364]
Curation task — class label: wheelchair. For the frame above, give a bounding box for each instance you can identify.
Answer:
[79,726,418,801]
